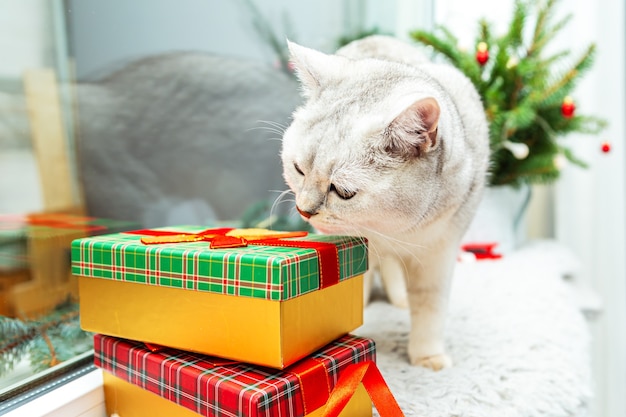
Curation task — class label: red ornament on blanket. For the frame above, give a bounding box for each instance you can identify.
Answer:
[461,242,502,260]
[601,141,612,153]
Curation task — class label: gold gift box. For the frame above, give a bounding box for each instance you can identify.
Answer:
[79,274,363,369]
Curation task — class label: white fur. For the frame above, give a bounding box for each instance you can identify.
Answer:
[281,36,490,369]
[356,241,591,415]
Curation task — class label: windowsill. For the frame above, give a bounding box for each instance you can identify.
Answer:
[1,240,602,417]
[0,360,36,393]
[2,369,105,417]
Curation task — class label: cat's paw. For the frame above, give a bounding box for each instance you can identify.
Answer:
[410,353,453,371]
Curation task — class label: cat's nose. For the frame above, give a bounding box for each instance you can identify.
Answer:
[296,205,316,219]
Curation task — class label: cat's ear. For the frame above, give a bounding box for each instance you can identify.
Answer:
[287,40,342,98]
[384,97,440,158]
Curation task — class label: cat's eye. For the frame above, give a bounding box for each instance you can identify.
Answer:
[330,184,357,200]
[294,163,304,176]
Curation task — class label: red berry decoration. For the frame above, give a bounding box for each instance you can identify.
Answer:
[476,42,489,65]
[601,141,612,153]
[561,96,576,118]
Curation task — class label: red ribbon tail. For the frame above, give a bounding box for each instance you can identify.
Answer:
[362,361,405,417]
[321,361,404,417]
[322,363,366,417]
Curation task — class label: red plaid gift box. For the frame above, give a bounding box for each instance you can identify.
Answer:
[95,333,377,417]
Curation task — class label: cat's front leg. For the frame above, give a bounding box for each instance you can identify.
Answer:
[363,267,376,306]
[406,240,457,370]
[379,256,409,309]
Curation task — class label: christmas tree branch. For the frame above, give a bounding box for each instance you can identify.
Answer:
[532,44,595,106]
[532,13,573,54]
[493,162,560,186]
[541,49,572,69]
[534,114,558,139]
[411,0,605,186]
[40,331,60,367]
[478,19,492,45]
[560,146,589,168]
[238,0,295,73]
[0,310,79,357]
[0,302,84,377]
[510,75,524,110]
[529,0,557,56]
[506,0,528,47]
[1,318,36,356]
[413,29,480,82]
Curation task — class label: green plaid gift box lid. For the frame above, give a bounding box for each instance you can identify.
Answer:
[94,333,376,417]
[71,226,368,301]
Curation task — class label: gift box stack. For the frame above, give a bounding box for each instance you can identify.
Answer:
[0,213,137,318]
[72,226,403,417]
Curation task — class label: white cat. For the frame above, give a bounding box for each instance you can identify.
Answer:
[281,35,489,370]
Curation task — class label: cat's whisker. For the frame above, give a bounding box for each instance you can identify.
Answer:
[250,120,288,135]
[344,223,377,273]
[258,119,288,129]
[268,189,295,202]
[246,123,288,142]
[354,230,409,288]
[247,126,286,138]
[357,224,424,270]
[269,189,296,227]
[269,188,294,203]
[360,223,425,268]
[265,128,285,136]
[246,124,278,132]
[361,225,426,251]
[327,223,371,274]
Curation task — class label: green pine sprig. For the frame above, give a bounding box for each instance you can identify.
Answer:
[411,0,606,187]
[238,0,297,76]
[0,301,93,377]
[0,316,34,376]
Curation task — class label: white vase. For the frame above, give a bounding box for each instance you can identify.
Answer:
[462,185,531,254]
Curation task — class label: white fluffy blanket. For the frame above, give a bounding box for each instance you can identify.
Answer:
[355,240,592,417]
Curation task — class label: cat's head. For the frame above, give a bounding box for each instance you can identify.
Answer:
[281,41,443,236]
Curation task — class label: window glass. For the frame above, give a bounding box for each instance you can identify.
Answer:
[1,0,85,394]
[0,0,432,403]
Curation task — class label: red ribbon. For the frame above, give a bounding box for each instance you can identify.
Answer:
[125,227,235,247]
[124,227,341,289]
[321,361,405,417]
[252,238,340,289]
[287,357,332,414]
[287,358,405,416]
[0,213,107,232]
